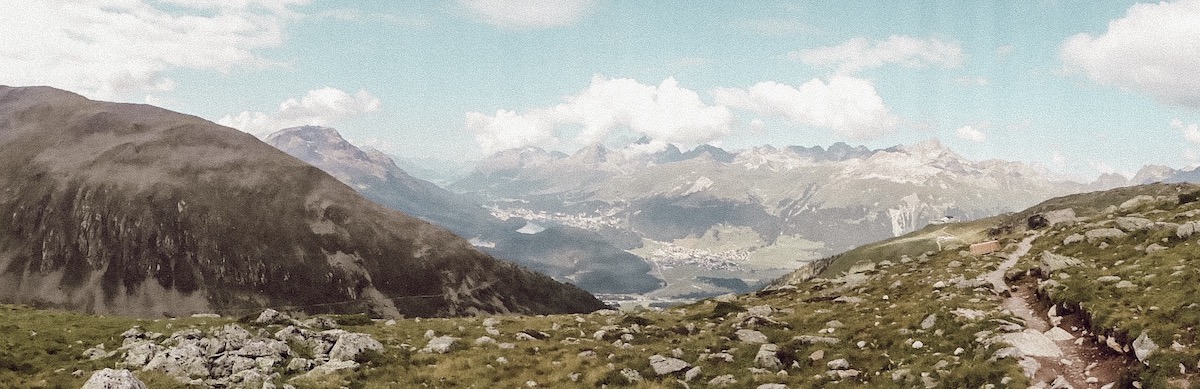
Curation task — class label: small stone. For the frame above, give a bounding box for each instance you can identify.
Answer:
[911,341,924,349]
[920,314,937,330]
[808,350,824,361]
[684,366,701,382]
[826,358,849,370]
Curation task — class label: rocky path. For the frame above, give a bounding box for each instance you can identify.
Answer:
[981,234,1125,388]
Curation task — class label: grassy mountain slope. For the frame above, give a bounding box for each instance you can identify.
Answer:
[0,86,604,318]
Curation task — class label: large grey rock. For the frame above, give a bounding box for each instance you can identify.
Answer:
[708,374,738,387]
[736,329,769,344]
[1120,195,1155,210]
[1115,217,1153,232]
[82,369,148,389]
[999,329,1063,358]
[648,354,690,375]
[1085,228,1127,242]
[142,342,209,378]
[1133,332,1160,363]
[328,332,383,362]
[1043,208,1076,226]
[117,341,160,369]
[1178,222,1198,239]
[1063,234,1085,245]
[757,384,789,389]
[420,336,459,354]
[253,309,293,325]
[290,360,359,381]
[754,344,781,369]
[1040,251,1082,276]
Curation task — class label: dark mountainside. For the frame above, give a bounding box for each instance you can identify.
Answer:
[0,86,605,318]
[266,126,662,294]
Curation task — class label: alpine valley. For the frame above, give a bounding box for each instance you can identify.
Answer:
[442,139,1173,304]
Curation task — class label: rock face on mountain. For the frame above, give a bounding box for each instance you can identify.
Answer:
[265,126,661,294]
[452,140,1123,300]
[0,86,605,318]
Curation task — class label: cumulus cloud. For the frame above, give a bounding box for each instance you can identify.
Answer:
[792,35,964,74]
[460,0,596,29]
[0,0,304,100]
[1061,0,1200,108]
[711,76,899,140]
[1172,118,1200,144]
[218,88,382,137]
[467,75,733,154]
[955,125,987,142]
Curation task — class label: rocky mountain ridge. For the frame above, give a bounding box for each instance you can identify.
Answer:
[0,86,604,318]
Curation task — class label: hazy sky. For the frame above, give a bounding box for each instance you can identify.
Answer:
[3,0,1200,179]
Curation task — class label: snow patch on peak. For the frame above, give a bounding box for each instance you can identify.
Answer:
[683,176,714,196]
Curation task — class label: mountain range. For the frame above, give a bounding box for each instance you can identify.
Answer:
[0,86,605,318]
[449,138,1161,301]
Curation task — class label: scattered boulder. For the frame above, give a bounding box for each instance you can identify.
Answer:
[1133,332,1160,363]
[82,369,148,389]
[328,332,384,362]
[708,374,738,387]
[754,344,781,369]
[648,354,690,376]
[1178,222,1198,239]
[827,358,850,370]
[999,329,1063,358]
[1085,228,1127,242]
[1040,251,1082,276]
[1063,234,1085,245]
[420,336,459,354]
[1044,327,1074,342]
[253,309,293,325]
[1120,195,1155,210]
[684,366,702,382]
[1096,276,1122,284]
[736,329,769,344]
[1115,216,1153,232]
[619,368,643,383]
[757,384,789,389]
[920,314,937,330]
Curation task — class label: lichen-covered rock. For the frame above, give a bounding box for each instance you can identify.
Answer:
[328,332,383,362]
[648,354,690,375]
[82,368,148,389]
[1040,251,1082,276]
[1133,332,1160,363]
[420,336,459,354]
[736,329,769,344]
[754,344,781,369]
[1084,228,1127,242]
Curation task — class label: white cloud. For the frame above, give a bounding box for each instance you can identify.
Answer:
[467,75,733,154]
[218,88,382,137]
[711,76,899,140]
[460,0,596,29]
[1061,0,1200,108]
[792,35,964,74]
[954,125,987,142]
[0,0,305,100]
[1172,118,1200,144]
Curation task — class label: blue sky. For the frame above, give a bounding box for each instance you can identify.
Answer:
[4,0,1200,180]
